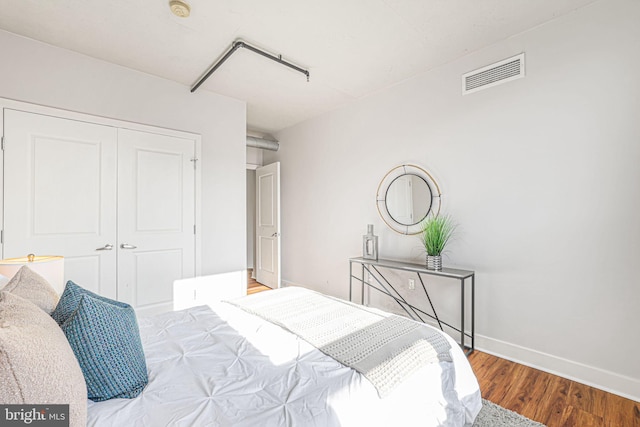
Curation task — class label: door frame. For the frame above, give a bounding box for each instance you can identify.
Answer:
[0,97,202,276]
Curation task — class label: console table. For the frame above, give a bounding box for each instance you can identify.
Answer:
[349,257,475,355]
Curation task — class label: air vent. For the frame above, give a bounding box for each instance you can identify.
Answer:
[462,53,525,95]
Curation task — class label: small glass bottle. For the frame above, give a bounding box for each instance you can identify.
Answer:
[362,224,378,260]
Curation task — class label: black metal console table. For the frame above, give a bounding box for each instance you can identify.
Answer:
[349,257,475,355]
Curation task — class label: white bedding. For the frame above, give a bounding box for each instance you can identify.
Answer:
[88,291,481,427]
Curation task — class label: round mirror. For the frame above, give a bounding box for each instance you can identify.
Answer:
[385,174,433,226]
[376,165,441,234]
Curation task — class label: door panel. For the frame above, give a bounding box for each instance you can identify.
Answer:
[256,162,280,288]
[3,109,118,297]
[136,149,184,231]
[133,249,183,307]
[32,137,102,234]
[259,236,275,274]
[117,128,195,315]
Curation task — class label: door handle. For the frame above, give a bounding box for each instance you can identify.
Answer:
[120,243,137,249]
[95,244,114,251]
[271,232,280,238]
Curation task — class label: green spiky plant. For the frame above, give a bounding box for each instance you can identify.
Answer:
[419,214,456,256]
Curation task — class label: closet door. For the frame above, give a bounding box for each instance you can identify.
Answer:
[117,128,196,315]
[3,109,118,297]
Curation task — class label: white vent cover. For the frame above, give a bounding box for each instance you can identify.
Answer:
[462,53,525,95]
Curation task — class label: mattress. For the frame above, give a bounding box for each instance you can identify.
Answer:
[87,290,481,427]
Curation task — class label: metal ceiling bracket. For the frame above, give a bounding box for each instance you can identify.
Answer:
[191,40,310,93]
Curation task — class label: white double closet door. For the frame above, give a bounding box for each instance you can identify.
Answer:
[3,109,196,314]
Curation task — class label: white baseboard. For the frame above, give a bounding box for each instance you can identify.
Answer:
[476,334,640,403]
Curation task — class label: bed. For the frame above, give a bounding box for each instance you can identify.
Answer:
[86,286,482,427]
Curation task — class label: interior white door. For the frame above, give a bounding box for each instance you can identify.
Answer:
[255,162,280,289]
[117,128,196,315]
[3,109,118,297]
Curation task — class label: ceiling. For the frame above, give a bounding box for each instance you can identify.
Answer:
[0,0,598,133]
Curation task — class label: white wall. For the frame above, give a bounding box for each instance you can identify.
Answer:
[0,30,247,276]
[266,0,640,400]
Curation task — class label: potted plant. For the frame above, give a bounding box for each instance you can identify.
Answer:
[419,214,456,271]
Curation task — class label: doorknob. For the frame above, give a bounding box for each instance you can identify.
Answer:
[271,232,280,238]
[95,244,114,251]
[120,243,137,249]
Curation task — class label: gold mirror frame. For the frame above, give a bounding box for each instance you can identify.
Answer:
[376,164,442,235]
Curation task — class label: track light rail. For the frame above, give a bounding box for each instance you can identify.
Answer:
[191,40,310,93]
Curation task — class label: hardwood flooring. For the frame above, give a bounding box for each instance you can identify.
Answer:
[469,351,639,427]
[247,269,271,295]
[244,276,639,426]
[247,281,270,295]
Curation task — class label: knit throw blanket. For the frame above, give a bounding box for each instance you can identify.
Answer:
[226,287,452,397]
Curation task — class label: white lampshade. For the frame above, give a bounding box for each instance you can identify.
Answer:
[0,254,65,295]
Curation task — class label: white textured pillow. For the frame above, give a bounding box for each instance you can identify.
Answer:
[0,291,87,427]
[1,266,59,314]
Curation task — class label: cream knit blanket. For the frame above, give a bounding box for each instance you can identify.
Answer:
[226,287,452,397]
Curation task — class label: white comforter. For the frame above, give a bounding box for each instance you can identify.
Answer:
[88,294,481,427]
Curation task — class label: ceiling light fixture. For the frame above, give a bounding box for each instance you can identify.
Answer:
[169,0,191,18]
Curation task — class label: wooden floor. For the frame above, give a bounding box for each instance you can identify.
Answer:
[245,276,639,427]
[469,351,640,427]
[247,282,270,295]
[247,271,271,295]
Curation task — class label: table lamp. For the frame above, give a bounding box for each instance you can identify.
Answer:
[0,254,65,294]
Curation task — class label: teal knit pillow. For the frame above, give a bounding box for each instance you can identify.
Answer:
[56,283,148,402]
[52,280,125,325]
